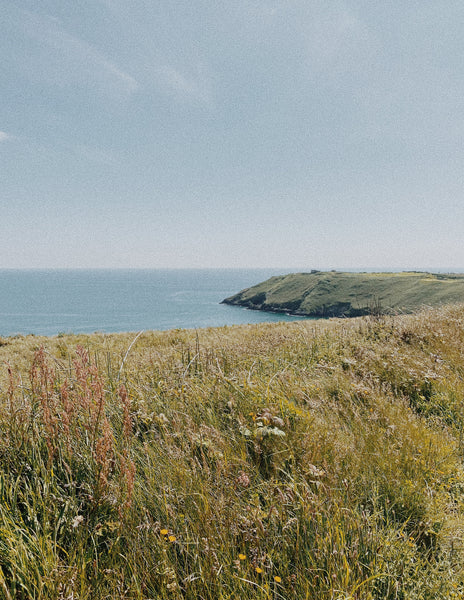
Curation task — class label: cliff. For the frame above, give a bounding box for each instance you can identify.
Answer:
[222,271,464,317]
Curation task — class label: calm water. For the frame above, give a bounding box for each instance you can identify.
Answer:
[0,269,308,337]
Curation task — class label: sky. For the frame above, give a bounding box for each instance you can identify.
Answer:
[1,1,464,270]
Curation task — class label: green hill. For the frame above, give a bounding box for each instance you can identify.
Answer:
[222,271,464,317]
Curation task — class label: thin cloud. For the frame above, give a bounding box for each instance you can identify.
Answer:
[155,64,213,106]
[0,132,10,142]
[305,4,372,74]
[18,9,138,95]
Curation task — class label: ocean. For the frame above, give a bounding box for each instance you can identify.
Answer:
[0,269,308,337]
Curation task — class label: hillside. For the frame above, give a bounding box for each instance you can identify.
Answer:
[222,271,464,317]
[2,307,464,597]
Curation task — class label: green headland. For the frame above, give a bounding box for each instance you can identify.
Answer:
[222,270,464,317]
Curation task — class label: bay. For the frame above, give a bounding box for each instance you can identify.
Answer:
[0,269,308,337]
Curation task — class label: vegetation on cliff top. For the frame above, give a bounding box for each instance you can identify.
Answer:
[222,271,464,317]
[1,305,464,597]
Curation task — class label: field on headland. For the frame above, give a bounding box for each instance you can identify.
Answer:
[2,306,464,598]
[223,271,464,318]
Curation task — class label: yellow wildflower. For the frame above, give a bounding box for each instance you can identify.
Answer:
[238,554,246,560]
[274,576,282,583]
[255,567,263,574]
[160,529,168,536]
[168,535,176,542]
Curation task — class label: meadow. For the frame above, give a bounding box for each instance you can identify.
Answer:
[1,305,464,598]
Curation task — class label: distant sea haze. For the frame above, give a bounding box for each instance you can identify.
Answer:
[0,269,309,337]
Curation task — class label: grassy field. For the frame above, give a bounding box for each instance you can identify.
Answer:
[223,271,464,317]
[2,305,464,598]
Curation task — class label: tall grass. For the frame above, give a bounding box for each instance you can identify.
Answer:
[1,305,464,598]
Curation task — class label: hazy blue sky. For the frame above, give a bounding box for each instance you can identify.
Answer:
[2,1,464,269]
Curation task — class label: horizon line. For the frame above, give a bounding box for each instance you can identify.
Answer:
[0,267,463,273]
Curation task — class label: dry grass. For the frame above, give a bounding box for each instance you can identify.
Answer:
[1,305,464,598]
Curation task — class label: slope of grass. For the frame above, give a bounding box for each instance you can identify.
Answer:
[222,271,464,317]
[1,306,464,597]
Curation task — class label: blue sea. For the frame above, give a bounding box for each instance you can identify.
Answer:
[0,269,308,337]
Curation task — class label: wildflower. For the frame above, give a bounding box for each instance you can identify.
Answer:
[168,535,176,542]
[72,515,84,528]
[157,413,169,425]
[160,529,169,536]
[307,464,325,478]
[255,566,263,574]
[236,471,251,488]
[272,416,284,428]
[238,553,246,561]
[274,576,282,583]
